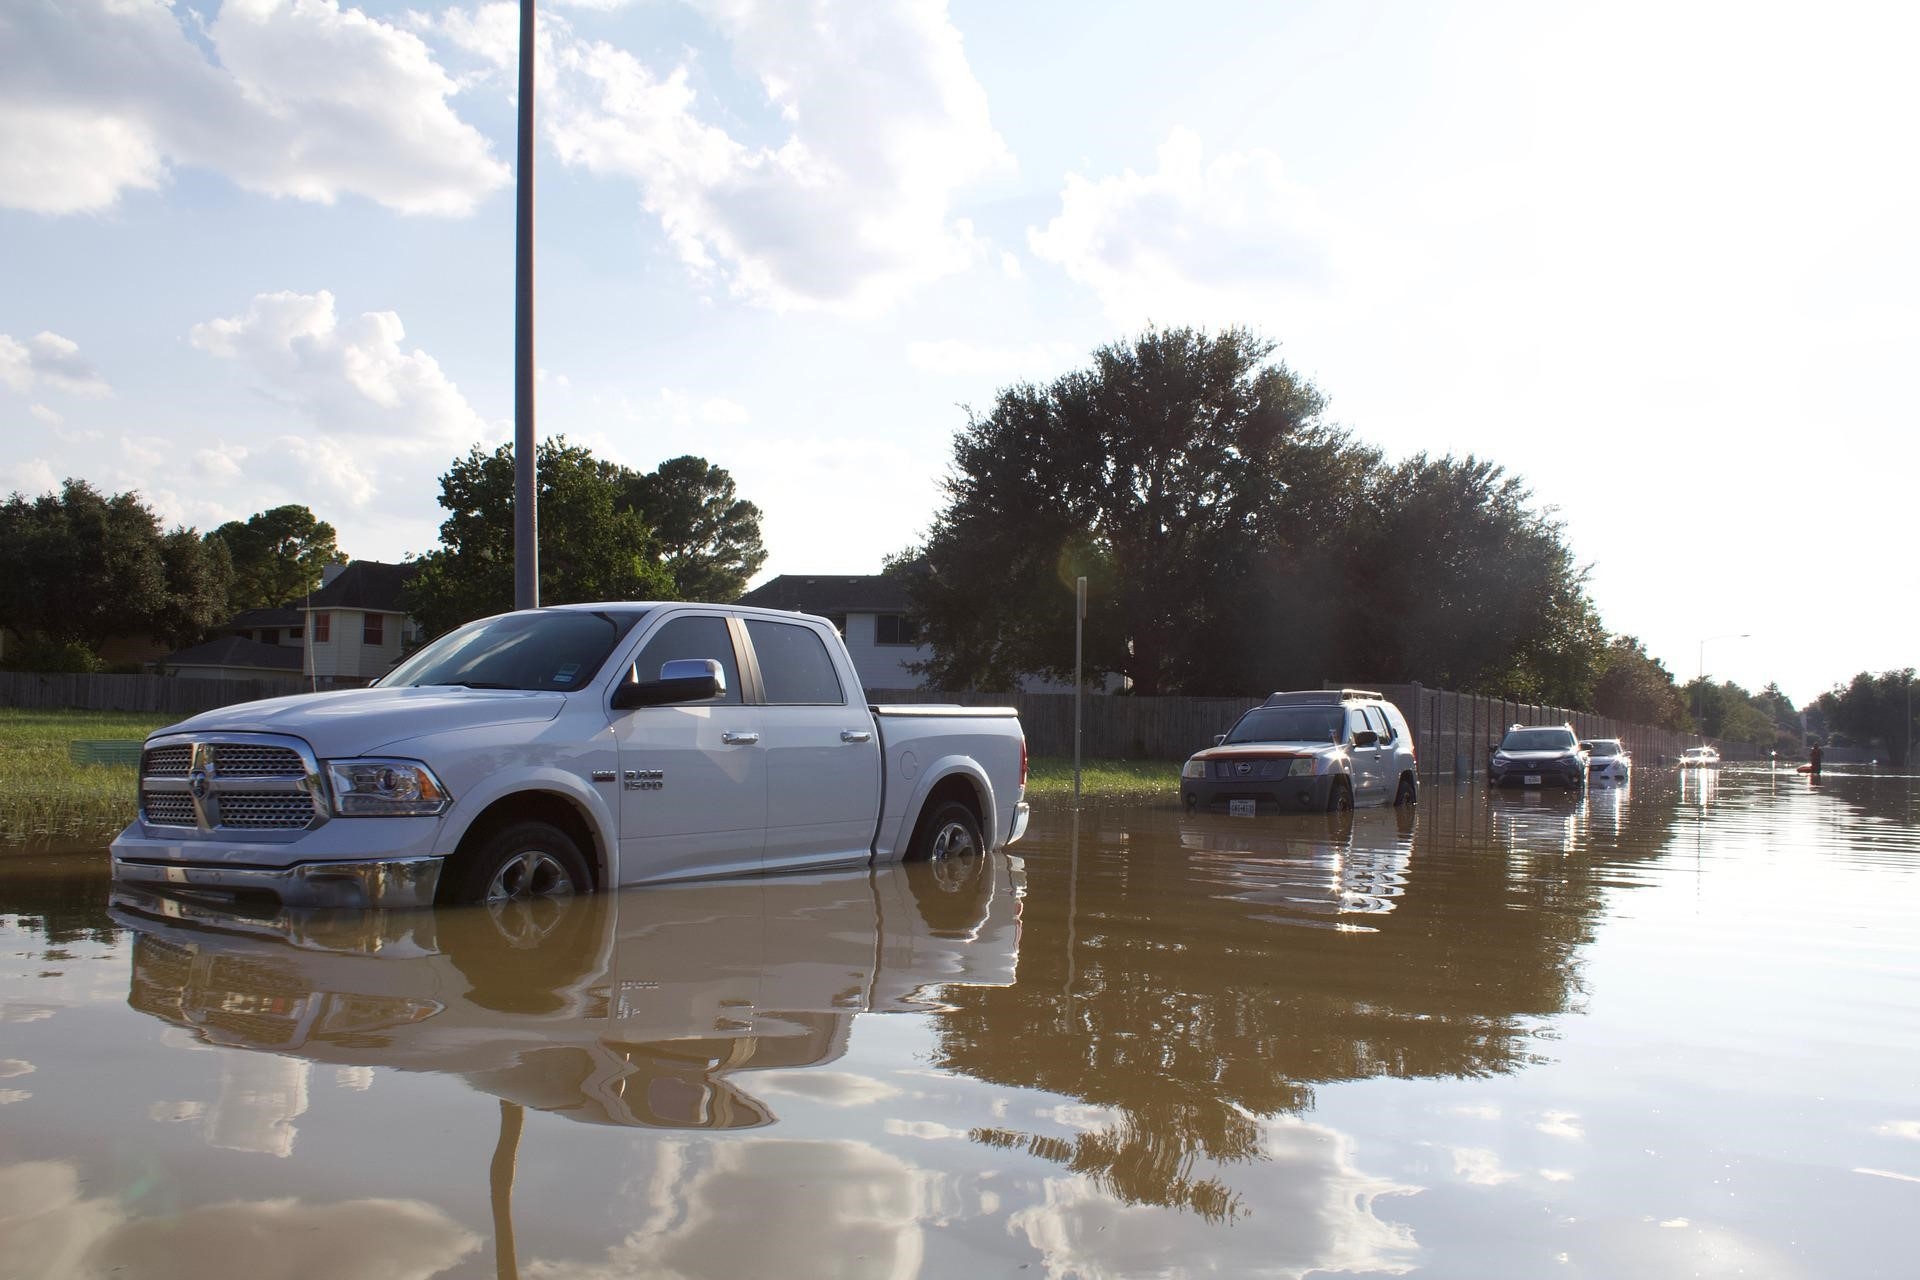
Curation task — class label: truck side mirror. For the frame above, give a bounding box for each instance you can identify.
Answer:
[612,658,725,709]
[1352,729,1379,747]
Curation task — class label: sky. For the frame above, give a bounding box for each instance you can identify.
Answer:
[2,0,1914,707]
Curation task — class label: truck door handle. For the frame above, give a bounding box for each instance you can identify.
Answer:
[721,731,760,746]
[840,730,872,743]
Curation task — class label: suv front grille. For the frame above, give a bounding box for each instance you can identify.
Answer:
[137,734,327,835]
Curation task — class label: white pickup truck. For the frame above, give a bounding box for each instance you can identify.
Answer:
[110,603,1029,909]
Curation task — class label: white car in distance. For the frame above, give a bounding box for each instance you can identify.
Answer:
[1580,738,1631,783]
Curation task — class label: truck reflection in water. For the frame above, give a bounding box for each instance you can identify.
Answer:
[114,853,1022,1132]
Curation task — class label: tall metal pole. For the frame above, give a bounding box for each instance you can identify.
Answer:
[1074,576,1086,806]
[513,0,539,610]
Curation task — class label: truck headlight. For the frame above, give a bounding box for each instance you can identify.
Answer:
[1181,758,1208,779]
[324,758,451,817]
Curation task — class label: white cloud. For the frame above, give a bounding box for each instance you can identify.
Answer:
[1448,1146,1518,1187]
[29,404,62,425]
[0,0,508,216]
[189,289,483,510]
[1,458,59,496]
[490,0,1010,312]
[1029,128,1333,322]
[0,1061,32,1079]
[0,332,110,397]
[906,338,1081,379]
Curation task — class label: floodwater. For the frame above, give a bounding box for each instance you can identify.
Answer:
[2,770,1917,1279]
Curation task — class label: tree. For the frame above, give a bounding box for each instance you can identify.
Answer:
[405,439,676,639]
[621,455,767,601]
[0,479,231,665]
[209,505,342,611]
[903,326,1606,700]
[1335,455,1606,706]
[906,326,1339,695]
[1815,669,1918,765]
[1593,636,1691,731]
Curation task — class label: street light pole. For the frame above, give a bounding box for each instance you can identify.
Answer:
[512,0,539,610]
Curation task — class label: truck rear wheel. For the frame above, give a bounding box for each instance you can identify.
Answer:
[449,821,591,905]
[908,799,983,867]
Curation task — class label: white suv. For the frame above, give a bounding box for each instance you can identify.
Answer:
[1181,689,1419,815]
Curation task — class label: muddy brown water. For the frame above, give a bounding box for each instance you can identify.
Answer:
[2,768,1916,1278]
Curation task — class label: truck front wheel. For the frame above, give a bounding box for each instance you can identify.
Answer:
[909,800,983,868]
[449,821,591,904]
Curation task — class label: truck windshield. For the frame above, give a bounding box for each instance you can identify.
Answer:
[379,609,649,692]
[1225,706,1345,744]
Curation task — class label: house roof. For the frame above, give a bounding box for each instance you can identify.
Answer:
[221,607,304,630]
[735,574,911,615]
[160,635,304,673]
[303,561,418,613]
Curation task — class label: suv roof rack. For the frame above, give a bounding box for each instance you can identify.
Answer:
[1263,688,1383,707]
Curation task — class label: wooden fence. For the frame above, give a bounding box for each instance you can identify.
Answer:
[0,671,304,717]
[871,682,1759,773]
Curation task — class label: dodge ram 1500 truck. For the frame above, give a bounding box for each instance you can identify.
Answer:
[110,603,1029,908]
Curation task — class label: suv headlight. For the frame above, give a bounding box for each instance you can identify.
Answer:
[1181,758,1208,779]
[324,758,451,816]
[1288,758,1314,777]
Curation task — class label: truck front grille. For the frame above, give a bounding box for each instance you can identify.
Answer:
[137,734,327,835]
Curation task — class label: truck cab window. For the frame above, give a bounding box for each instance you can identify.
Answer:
[631,615,742,704]
[746,620,844,705]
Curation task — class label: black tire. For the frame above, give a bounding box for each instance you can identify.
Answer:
[908,799,985,866]
[1327,779,1353,813]
[1394,774,1417,806]
[447,820,591,905]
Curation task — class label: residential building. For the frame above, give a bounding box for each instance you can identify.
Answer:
[300,561,423,688]
[735,573,1119,695]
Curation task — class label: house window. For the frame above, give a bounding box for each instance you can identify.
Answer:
[874,613,920,646]
[364,614,385,646]
[313,612,330,643]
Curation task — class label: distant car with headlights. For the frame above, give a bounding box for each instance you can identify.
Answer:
[1181,689,1418,815]
[1488,724,1588,790]
[1678,745,1721,768]
[1580,738,1631,782]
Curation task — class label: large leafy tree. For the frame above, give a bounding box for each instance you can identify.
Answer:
[209,504,342,611]
[1592,636,1690,731]
[621,455,767,601]
[907,326,1338,695]
[405,439,676,638]
[1815,669,1918,765]
[904,327,1606,700]
[0,479,231,666]
[1337,455,1607,706]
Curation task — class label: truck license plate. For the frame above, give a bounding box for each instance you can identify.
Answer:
[1230,799,1257,818]
[1523,774,1542,786]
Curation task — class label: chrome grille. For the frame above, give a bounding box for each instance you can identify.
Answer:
[211,745,305,777]
[137,734,325,835]
[144,745,193,776]
[143,793,197,826]
[217,794,317,829]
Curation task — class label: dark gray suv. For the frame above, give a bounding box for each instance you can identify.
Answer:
[1488,724,1588,790]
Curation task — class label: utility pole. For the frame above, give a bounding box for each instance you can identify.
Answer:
[1073,576,1086,806]
[512,0,539,610]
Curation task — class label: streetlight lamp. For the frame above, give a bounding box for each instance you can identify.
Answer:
[1695,632,1750,742]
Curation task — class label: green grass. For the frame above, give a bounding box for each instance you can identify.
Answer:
[0,709,172,846]
[1025,756,1177,802]
[0,716,1177,845]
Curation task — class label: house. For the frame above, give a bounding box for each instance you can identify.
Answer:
[299,561,423,688]
[216,607,306,649]
[735,574,930,691]
[735,573,1118,695]
[156,634,304,683]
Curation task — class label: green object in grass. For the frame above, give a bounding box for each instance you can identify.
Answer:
[69,740,144,767]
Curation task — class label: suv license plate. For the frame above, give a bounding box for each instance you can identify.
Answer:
[1523,774,1542,786]
[1229,799,1257,818]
